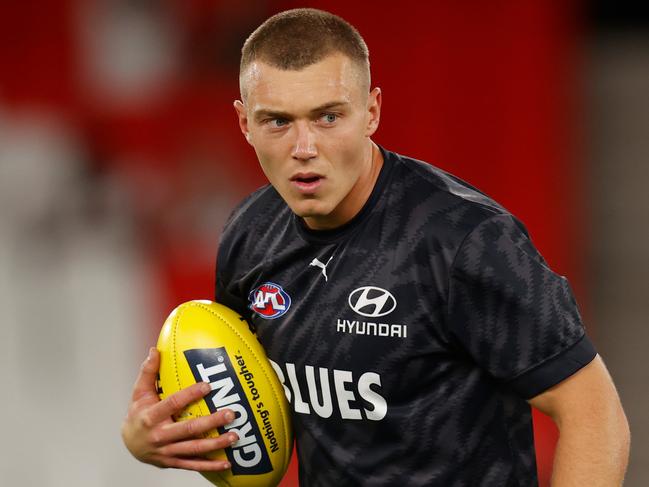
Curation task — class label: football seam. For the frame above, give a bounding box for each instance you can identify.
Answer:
[193,301,293,476]
[176,304,233,487]
[172,308,181,398]
[177,306,208,419]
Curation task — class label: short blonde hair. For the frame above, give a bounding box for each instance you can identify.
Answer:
[239,8,370,97]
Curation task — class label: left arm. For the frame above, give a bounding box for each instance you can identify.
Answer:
[528,354,630,487]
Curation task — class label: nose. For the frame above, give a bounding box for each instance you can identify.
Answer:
[291,121,317,161]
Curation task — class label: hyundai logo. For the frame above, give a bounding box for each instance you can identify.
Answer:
[348,286,397,318]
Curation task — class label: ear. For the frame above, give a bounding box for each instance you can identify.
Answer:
[233,100,252,145]
[365,87,382,137]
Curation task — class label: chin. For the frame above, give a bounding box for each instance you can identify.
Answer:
[290,200,332,219]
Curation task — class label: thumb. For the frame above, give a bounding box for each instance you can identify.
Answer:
[131,347,160,402]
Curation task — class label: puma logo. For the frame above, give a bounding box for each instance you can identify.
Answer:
[309,255,334,282]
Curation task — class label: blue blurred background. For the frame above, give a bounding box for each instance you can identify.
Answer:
[0,1,647,486]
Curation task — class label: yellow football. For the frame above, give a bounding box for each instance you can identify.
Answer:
[156,300,293,487]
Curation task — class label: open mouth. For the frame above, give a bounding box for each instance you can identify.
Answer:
[291,173,323,193]
[295,175,320,184]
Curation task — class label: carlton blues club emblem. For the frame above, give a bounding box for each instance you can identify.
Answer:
[249,282,291,319]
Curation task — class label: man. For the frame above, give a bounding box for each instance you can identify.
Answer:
[122,8,630,486]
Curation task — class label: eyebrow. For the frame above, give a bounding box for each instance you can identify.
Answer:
[253,101,350,122]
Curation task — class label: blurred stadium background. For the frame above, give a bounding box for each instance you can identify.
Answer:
[0,1,647,486]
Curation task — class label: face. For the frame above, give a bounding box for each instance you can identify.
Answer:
[234,53,381,230]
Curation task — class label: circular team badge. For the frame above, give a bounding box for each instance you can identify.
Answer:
[248,282,292,319]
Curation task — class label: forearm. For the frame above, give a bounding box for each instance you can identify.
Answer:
[550,412,630,486]
[527,355,631,486]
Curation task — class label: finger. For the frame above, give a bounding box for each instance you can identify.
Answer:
[146,381,211,424]
[158,432,239,458]
[153,455,232,472]
[156,409,235,443]
[131,348,160,402]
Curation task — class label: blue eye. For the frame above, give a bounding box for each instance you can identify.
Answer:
[321,113,338,124]
[271,118,288,128]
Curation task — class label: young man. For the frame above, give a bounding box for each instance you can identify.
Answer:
[122,8,630,486]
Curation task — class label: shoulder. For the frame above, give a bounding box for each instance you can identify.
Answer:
[218,184,291,263]
[391,150,507,216]
[382,148,529,249]
[222,183,285,231]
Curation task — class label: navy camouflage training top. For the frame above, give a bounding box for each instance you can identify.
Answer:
[215,146,596,486]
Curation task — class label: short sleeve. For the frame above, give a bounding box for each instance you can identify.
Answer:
[447,214,596,399]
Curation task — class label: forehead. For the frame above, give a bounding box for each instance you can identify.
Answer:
[242,54,366,114]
